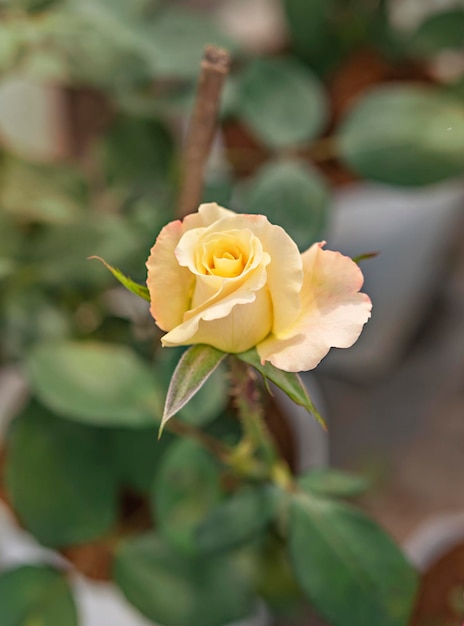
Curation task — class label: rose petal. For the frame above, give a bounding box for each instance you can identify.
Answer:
[146,220,194,331]
[236,215,303,334]
[183,202,235,231]
[257,243,372,372]
[163,286,273,353]
[161,264,269,346]
[182,212,304,335]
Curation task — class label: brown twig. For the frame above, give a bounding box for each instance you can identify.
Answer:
[177,45,231,219]
[166,416,231,461]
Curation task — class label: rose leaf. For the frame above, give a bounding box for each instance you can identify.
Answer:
[160,345,227,435]
[0,565,78,626]
[288,492,418,626]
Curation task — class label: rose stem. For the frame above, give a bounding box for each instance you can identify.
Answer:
[166,416,231,461]
[150,48,232,463]
[229,358,294,488]
[177,45,231,219]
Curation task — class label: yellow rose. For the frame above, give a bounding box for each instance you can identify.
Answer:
[146,203,371,372]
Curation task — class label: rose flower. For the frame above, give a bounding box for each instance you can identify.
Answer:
[146,203,371,373]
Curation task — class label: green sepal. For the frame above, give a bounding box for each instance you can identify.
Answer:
[237,348,326,430]
[89,255,150,302]
[352,251,378,264]
[160,345,226,436]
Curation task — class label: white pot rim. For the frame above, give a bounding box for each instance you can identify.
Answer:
[404,511,464,571]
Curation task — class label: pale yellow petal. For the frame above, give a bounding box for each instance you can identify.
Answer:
[182,212,303,335]
[182,202,235,231]
[161,264,269,346]
[175,221,269,312]
[163,286,273,353]
[257,243,372,372]
[235,214,303,334]
[145,220,194,331]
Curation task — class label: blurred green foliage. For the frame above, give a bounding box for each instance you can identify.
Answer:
[1,0,462,624]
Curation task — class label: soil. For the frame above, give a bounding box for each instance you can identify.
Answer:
[411,543,464,626]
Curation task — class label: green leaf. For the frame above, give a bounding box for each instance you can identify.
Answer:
[0,212,23,260]
[196,485,279,555]
[156,347,228,428]
[254,535,306,616]
[114,532,254,626]
[338,85,464,186]
[151,439,222,554]
[288,493,418,626]
[89,256,150,302]
[160,345,227,434]
[5,402,119,547]
[2,0,57,10]
[1,288,71,360]
[32,213,141,288]
[298,468,370,498]
[103,115,175,188]
[281,0,342,75]
[0,24,22,73]
[66,0,157,80]
[238,158,330,250]
[0,565,78,626]
[0,158,86,224]
[0,258,16,280]
[26,341,162,427]
[109,425,172,494]
[148,8,236,79]
[410,9,464,57]
[447,77,464,101]
[237,348,326,429]
[235,58,328,148]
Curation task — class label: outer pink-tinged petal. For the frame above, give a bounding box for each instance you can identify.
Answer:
[146,220,194,331]
[163,286,273,353]
[257,243,372,372]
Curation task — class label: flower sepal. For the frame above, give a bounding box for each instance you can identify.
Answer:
[89,256,150,302]
[237,348,326,430]
[160,345,226,436]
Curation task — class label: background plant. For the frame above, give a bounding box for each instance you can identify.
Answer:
[1,1,463,625]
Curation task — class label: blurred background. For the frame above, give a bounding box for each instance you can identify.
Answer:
[0,0,464,624]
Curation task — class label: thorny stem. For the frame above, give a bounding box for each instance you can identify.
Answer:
[230,357,278,475]
[161,47,297,490]
[228,358,295,489]
[148,47,232,466]
[177,45,231,218]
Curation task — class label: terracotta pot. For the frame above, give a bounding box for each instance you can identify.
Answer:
[405,513,464,626]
